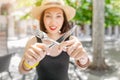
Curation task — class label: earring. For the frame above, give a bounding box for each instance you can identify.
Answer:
[58,31,61,33]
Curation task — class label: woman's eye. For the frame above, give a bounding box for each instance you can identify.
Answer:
[45,15,51,18]
[57,15,62,18]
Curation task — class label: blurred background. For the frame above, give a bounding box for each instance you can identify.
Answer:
[0,0,120,80]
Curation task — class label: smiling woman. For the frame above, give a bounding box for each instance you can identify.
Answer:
[43,7,64,34]
[18,0,90,80]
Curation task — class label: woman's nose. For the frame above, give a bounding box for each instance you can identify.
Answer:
[50,18,57,25]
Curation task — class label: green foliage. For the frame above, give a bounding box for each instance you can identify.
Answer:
[105,0,120,27]
[66,0,120,26]
[35,0,42,6]
[65,0,92,25]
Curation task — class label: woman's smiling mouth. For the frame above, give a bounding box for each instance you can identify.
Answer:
[49,26,57,31]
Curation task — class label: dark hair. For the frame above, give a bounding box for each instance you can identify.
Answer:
[39,10,71,34]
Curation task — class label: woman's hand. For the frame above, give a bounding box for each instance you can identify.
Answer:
[24,43,47,66]
[59,36,89,68]
[60,36,86,59]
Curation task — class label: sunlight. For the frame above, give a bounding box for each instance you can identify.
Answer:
[0,0,16,3]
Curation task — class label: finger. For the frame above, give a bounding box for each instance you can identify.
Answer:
[31,45,43,54]
[59,36,82,51]
[27,48,40,60]
[24,53,36,62]
[67,43,79,55]
[30,45,46,60]
[59,39,74,51]
[74,51,84,60]
[35,43,48,51]
[35,43,49,55]
[65,36,82,47]
[69,36,82,45]
[70,45,83,58]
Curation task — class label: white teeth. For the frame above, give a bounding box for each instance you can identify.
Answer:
[51,27,55,28]
[50,26,56,28]
[50,26,57,29]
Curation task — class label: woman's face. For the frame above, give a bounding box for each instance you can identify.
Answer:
[43,7,64,34]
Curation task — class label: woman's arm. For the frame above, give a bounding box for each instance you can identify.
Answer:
[19,36,37,74]
[59,36,90,69]
[19,36,47,74]
[19,57,32,74]
[75,53,90,69]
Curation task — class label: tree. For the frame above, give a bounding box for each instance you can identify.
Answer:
[89,0,109,70]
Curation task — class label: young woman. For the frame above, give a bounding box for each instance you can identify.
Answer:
[19,0,90,80]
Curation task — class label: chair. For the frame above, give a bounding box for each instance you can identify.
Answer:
[0,15,13,80]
